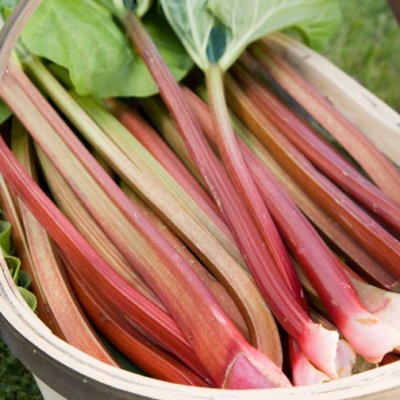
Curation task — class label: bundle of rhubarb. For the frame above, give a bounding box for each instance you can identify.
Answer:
[0,0,399,390]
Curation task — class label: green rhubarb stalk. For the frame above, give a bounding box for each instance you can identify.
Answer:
[8,122,117,364]
[0,72,205,378]
[20,56,283,365]
[110,100,218,215]
[139,98,203,183]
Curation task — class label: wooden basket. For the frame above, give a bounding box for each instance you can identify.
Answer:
[0,2,399,399]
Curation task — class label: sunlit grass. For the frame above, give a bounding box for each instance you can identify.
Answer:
[325,0,400,110]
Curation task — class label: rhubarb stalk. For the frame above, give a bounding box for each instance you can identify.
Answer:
[19,55,282,364]
[235,58,400,235]
[250,41,400,204]
[109,100,217,214]
[0,66,289,389]
[226,75,400,280]
[184,87,400,365]
[123,12,343,378]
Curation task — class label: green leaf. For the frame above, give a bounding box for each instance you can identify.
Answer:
[6,255,21,283]
[18,287,37,311]
[0,211,37,311]
[94,0,152,17]
[0,219,12,253]
[0,101,12,123]
[0,0,17,14]
[21,0,192,98]
[160,0,215,70]
[18,270,32,289]
[161,0,340,71]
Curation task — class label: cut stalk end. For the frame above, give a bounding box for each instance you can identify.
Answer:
[223,345,291,389]
[290,340,330,386]
[335,340,356,378]
[341,312,400,363]
[298,324,339,379]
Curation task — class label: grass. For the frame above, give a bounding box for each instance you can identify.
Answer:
[0,340,42,400]
[325,0,400,111]
[0,1,398,398]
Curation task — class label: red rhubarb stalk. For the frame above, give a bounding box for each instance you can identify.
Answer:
[206,64,306,308]
[36,149,161,307]
[234,58,400,234]
[0,68,289,389]
[121,183,249,338]
[226,75,400,280]
[123,13,341,378]
[230,118,399,290]
[0,132,206,377]
[109,100,219,216]
[22,56,282,363]
[250,42,400,204]
[184,87,400,364]
[66,260,207,386]
[7,124,117,364]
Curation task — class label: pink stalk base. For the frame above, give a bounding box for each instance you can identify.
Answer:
[335,340,356,378]
[289,340,330,386]
[297,324,339,378]
[349,274,400,345]
[339,312,400,363]
[223,345,291,389]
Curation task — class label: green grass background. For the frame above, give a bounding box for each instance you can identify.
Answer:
[0,1,398,399]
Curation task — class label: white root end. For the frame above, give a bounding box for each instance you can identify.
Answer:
[341,312,400,363]
[335,339,356,378]
[299,324,340,379]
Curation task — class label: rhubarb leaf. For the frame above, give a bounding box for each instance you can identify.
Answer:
[160,0,340,71]
[21,0,192,97]
[0,211,37,311]
[95,0,152,17]
[18,287,38,311]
